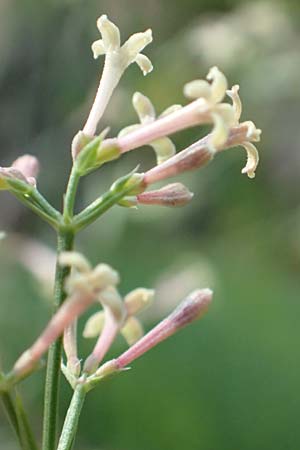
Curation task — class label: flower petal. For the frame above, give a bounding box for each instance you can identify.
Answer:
[96,15,121,51]
[135,54,153,76]
[132,92,156,123]
[121,29,152,65]
[91,39,106,59]
[226,84,242,123]
[207,66,227,103]
[151,137,176,164]
[240,142,259,179]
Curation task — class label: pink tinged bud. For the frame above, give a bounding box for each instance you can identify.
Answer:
[114,288,213,369]
[0,167,28,190]
[12,155,39,181]
[143,136,213,185]
[13,290,96,377]
[137,183,193,207]
[0,154,39,190]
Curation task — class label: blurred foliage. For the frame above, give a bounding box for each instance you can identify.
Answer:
[1,0,300,449]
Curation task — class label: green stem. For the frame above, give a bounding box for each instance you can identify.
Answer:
[73,182,140,231]
[42,229,74,450]
[13,193,61,229]
[30,189,61,220]
[57,384,86,450]
[63,167,81,223]
[15,391,39,450]
[1,388,39,450]
[1,390,22,444]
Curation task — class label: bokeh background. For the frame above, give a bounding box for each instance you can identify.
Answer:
[1,0,300,449]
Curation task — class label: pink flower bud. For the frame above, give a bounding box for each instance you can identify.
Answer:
[12,154,39,186]
[137,183,193,207]
[114,288,212,369]
[143,136,213,185]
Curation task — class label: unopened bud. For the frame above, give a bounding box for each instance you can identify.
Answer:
[12,155,39,182]
[168,288,212,329]
[115,288,213,369]
[124,288,154,316]
[137,183,193,207]
[71,130,93,160]
[143,138,214,186]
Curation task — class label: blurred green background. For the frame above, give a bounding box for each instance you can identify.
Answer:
[1,0,300,449]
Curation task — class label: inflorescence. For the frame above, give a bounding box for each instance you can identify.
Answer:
[0,14,261,391]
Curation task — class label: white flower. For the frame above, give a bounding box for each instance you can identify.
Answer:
[92,15,153,75]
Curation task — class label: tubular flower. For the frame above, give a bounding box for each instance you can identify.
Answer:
[73,14,153,153]
[118,92,180,164]
[100,67,260,179]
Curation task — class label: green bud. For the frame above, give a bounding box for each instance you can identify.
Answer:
[118,196,138,208]
[5,176,33,194]
[74,136,102,176]
[110,168,144,195]
[96,142,121,167]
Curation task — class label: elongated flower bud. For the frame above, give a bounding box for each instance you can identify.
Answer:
[113,288,212,369]
[137,183,194,207]
[143,135,214,185]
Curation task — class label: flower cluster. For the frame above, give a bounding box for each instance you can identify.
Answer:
[12,252,212,388]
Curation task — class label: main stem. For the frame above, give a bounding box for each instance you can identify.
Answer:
[56,384,86,450]
[42,229,74,450]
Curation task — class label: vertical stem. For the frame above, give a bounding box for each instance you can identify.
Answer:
[1,391,22,445]
[63,167,81,223]
[42,229,74,450]
[57,385,86,450]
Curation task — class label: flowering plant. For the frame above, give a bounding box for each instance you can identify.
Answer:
[0,14,261,450]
